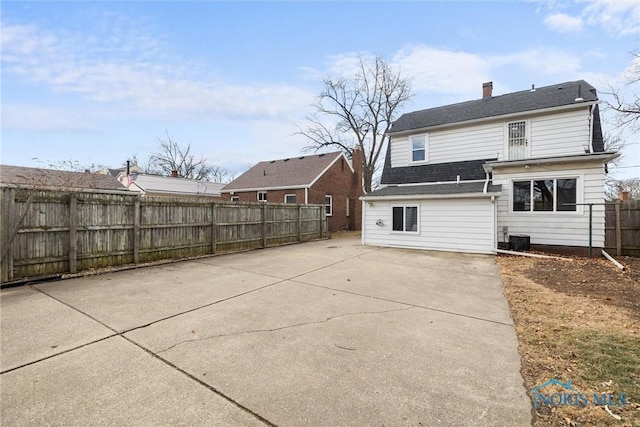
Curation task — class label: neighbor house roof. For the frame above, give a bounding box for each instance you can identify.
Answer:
[0,165,128,191]
[118,173,224,197]
[222,151,347,192]
[363,182,502,200]
[390,80,599,134]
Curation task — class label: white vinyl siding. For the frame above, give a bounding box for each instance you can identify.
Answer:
[363,198,495,254]
[530,109,591,157]
[493,161,606,248]
[389,107,591,167]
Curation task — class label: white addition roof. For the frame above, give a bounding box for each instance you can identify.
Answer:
[118,173,224,197]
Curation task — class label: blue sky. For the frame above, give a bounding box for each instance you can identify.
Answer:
[2,1,639,179]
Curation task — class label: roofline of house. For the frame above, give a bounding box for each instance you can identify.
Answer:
[483,151,620,172]
[360,191,501,201]
[380,179,488,188]
[308,152,354,187]
[388,101,599,136]
[0,183,138,195]
[221,184,309,193]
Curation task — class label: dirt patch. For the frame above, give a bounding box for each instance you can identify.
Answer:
[525,256,640,318]
[498,254,640,426]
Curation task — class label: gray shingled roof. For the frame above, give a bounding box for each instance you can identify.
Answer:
[365,182,502,198]
[222,152,344,191]
[381,154,494,185]
[390,80,598,133]
[0,165,127,191]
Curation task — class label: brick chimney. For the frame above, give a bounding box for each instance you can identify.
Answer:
[483,82,493,99]
[171,170,178,178]
[621,191,630,201]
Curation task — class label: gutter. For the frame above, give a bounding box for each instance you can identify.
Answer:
[360,191,501,201]
[482,152,620,173]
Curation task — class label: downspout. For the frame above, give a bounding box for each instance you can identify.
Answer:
[361,199,366,245]
[588,105,594,153]
[304,187,308,204]
[483,172,490,194]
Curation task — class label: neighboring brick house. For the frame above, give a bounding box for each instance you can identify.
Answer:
[221,150,364,232]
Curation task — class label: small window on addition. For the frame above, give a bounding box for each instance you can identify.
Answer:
[284,194,296,204]
[258,191,267,202]
[231,196,240,202]
[324,195,333,216]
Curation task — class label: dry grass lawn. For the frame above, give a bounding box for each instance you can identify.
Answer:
[498,255,640,426]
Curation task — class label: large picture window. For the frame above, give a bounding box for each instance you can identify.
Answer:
[392,206,418,232]
[512,178,577,212]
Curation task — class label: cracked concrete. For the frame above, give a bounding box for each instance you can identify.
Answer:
[1,237,532,426]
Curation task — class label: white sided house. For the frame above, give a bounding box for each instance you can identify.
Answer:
[361,80,618,254]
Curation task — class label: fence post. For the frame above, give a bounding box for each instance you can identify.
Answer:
[319,206,324,239]
[211,202,217,254]
[262,203,267,248]
[69,194,78,274]
[133,198,140,263]
[1,189,15,282]
[615,202,622,256]
[297,205,302,242]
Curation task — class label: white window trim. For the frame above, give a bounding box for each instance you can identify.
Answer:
[390,205,420,234]
[503,119,531,161]
[325,195,333,217]
[410,134,429,164]
[284,194,296,204]
[257,191,267,202]
[230,196,240,202]
[509,174,583,215]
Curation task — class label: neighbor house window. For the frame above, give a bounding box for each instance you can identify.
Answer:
[284,194,296,204]
[411,135,427,162]
[392,206,418,232]
[512,178,577,212]
[231,196,240,202]
[258,191,267,202]
[507,120,528,160]
[324,195,333,216]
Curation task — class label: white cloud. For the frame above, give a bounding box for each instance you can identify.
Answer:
[0,20,315,123]
[543,13,583,33]
[542,0,640,36]
[583,0,640,36]
[1,104,100,132]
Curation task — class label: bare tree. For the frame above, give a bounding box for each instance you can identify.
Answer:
[605,177,640,201]
[601,52,639,131]
[298,55,413,193]
[148,131,212,180]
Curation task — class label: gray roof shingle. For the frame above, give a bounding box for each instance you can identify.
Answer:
[390,80,598,133]
[365,182,501,198]
[222,152,344,191]
[380,152,494,185]
[0,165,127,191]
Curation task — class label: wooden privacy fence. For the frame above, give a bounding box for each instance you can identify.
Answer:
[605,199,640,257]
[0,188,328,283]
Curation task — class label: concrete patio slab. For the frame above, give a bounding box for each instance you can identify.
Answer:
[294,254,512,324]
[0,336,264,426]
[35,262,281,332]
[0,286,113,372]
[197,239,379,279]
[126,280,529,426]
[1,237,532,426]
